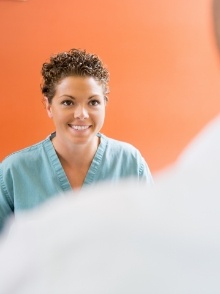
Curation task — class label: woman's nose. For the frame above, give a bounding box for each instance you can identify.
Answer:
[74,105,89,119]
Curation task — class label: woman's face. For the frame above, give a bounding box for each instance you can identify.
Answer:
[45,76,106,147]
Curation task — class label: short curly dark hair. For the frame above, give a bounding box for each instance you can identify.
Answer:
[41,48,110,103]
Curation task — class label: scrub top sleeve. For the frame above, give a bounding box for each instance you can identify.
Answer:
[139,157,154,186]
[0,163,14,233]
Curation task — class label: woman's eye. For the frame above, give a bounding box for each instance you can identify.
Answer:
[89,100,99,106]
[62,100,73,106]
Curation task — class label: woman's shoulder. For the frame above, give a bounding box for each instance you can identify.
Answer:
[1,136,51,169]
[100,133,141,155]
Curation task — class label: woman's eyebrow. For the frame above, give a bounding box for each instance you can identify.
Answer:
[88,95,100,100]
[59,95,75,99]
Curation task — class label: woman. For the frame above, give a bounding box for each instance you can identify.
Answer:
[0,48,153,231]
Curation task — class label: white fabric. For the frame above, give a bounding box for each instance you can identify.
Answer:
[0,116,219,294]
[177,115,220,169]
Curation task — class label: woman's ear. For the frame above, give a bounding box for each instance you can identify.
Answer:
[44,96,53,118]
[104,95,109,105]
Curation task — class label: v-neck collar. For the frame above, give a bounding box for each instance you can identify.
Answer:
[45,133,107,191]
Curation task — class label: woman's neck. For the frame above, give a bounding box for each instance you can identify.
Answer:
[52,135,100,168]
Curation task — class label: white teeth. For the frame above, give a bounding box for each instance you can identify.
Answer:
[72,125,89,130]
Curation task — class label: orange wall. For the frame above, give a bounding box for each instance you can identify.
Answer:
[0,0,220,173]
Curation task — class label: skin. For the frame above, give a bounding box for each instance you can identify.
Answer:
[45,75,107,189]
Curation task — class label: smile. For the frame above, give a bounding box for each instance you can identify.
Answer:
[69,125,90,130]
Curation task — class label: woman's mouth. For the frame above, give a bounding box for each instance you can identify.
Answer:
[69,125,90,131]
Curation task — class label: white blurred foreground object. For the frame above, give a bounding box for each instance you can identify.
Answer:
[0,116,220,294]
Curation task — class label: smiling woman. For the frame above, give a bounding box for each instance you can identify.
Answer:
[0,48,153,232]
[45,76,106,151]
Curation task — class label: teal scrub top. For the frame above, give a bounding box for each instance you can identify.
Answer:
[0,133,153,231]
